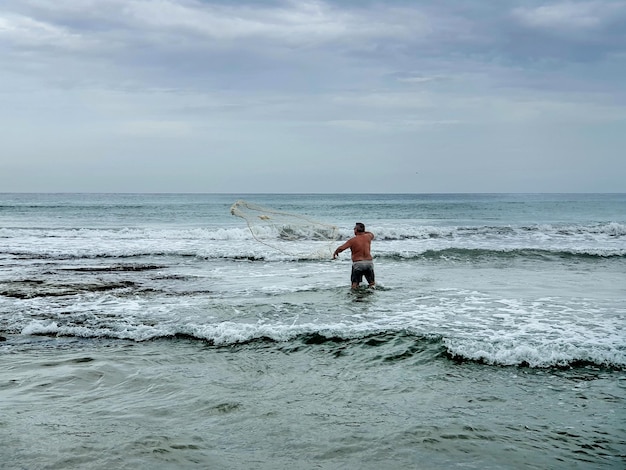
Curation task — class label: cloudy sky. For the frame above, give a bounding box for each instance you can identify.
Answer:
[1,0,625,193]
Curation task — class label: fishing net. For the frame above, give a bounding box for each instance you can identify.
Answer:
[230,200,340,258]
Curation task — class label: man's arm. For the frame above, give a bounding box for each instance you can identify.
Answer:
[333,239,352,259]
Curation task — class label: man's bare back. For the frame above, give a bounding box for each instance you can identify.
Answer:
[333,222,376,288]
[333,231,374,261]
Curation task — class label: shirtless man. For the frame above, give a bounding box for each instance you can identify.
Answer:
[333,222,376,289]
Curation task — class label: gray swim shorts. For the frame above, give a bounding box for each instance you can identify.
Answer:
[351,260,375,284]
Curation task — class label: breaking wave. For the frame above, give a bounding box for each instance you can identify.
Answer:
[6,325,624,370]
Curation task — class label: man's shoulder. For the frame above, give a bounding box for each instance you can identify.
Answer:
[354,232,374,242]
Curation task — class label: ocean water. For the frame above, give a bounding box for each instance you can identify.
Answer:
[1,192,625,469]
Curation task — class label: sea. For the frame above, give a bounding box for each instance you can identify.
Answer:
[1,192,624,469]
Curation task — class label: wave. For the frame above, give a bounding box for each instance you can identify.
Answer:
[367,222,626,240]
[1,221,624,241]
[383,247,626,261]
[3,246,624,264]
[1,221,624,263]
[7,323,624,370]
[0,226,253,241]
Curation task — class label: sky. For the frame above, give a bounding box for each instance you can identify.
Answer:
[1,0,625,193]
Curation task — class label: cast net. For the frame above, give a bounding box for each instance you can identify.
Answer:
[230,200,340,259]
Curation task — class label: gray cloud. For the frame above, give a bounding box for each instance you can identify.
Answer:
[1,0,625,192]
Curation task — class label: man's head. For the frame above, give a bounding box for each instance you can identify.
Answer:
[354,222,365,233]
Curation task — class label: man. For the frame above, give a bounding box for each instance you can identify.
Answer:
[333,222,375,289]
